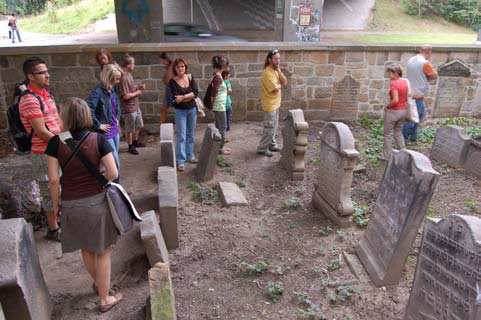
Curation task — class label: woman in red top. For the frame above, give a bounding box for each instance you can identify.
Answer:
[383,64,411,161]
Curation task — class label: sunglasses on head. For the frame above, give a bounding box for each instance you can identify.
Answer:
[268,49,279,57]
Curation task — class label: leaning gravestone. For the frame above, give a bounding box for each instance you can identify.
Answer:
[431,126,471,168]
[195,124,222,182]
[433,59,471,118]
[140,210,170,266]
[404,214,481,320]
[160,123,175,168]
[464,137,481,179]
[0,218,52,320]
[158,167,178,250]
[356,149,440,286]
[312,122,359,227]
[279,109,309,180]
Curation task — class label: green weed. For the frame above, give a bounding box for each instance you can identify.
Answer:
[265,281,284,302]
[319,226,333,237]
[440,117,472,127]
[335,230,346,242]
[418,127,437,145]
[465,199,477,212]
[188,181,219,205]
[236,181,246,188]
[328,285,362,305]
[327,257,341,272]
[362,119,384,167]
[216,155,230,168]
[281,197,301,211]
[311,159,321,166]
[239,260,269,275]
[352,202,369,228]
[468,126,481,138]
[295,292,327,320]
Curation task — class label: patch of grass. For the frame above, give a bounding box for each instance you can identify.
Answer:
[355,33,476,44]
[426,206,438,218]
[319,226,333,237]
[362,119,384,167]
[468,126,481,138]
[327,257,341,272]
[418,126,437,145]
[239,260,269,275]
[295,292,327,320]
[311,159,321,166]
[281,197,301,211]
[20,0,114,34]
[265,281,284,302]
[440,117,473,127]
[464,199,477,212]
[328,285,362,305]
[216,155,230,168]
[352,202,369,228]
[188,181,219,205]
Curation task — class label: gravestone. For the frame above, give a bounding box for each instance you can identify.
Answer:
[404,215,481,320]
[464,137,481,179]
[218,182,248,207]
[433,60,471,118]
[195,124,222,182]
[356,149,440,286]
[312,122,359,227]
[329,75,360,121]
[0,218,52,320]
[279,109,309,180]
[431,126,471,168]
[148,262,177,320]
[158,167,178,250]
[160,123,175,168]
[140,210,169,266]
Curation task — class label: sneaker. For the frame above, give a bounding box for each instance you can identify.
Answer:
[269,145,281,152]
[257,149,273,157]
[128,145,139,155]
[46,228,61,242]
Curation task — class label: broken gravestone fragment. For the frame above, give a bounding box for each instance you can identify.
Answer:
[218,182,248,207]
[140,210,169,266]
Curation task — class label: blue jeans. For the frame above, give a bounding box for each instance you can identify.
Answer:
[107,133,120,170]
[403,99,425,142]
[226,107,233,131]
[175,107,197,166]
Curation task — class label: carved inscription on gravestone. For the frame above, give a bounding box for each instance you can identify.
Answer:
[356,150,440,286]
[329,75,360,121]
[433,60,471,118]
[431,126,471,168]
[279,109,309,180]
[312,122,359,227]
[464,137,481,179]
[404,215,481,320]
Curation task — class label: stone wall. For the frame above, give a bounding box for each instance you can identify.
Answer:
[1,43,481,128]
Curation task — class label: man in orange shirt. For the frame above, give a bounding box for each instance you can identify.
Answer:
[19,57,61,241]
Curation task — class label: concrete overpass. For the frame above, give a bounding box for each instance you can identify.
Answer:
[114,0,373,43]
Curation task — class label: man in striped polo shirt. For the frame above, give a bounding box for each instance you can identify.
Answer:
[19,57,61,241]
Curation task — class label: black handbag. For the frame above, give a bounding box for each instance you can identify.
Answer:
[59,131,142,234]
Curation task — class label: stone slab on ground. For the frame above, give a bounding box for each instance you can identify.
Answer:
[140,211,170,266]
[218,182,248,207]
[342,252,369,283]
[195,124,222,182]
[405,215,481,320]
[312,122,359,227]
[158,166,179,250]
[430,126,470,168]
[0,218,52,320]
[148,262,177,320]
[356,149,440,287]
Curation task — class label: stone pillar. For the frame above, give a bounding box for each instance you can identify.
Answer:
[114,0,164,43]
[283,0,324,41]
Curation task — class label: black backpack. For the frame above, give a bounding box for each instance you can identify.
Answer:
[203,76,217,110]
[6,81,45,153]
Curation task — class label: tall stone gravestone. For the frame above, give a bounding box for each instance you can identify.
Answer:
[431,126,471,168]
[329,75,360,121]
[312,122,359,227]
[195,124,222,182]
[279,109,309,180]
[433,60,471,118]
[158,167,178,250]
[160,123,175,168]
[0,218,52,320]
[465,137,481,179]
[404,215,481,320]
[356,149,440,286]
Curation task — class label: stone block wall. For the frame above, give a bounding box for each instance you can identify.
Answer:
[1,43,481,128]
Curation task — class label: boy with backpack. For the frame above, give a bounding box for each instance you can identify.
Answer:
[16,57,61,240]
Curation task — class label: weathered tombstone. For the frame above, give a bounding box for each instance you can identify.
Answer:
[404,214,481,320]
[195,124,222,182]
[433,60,471,117]
[279,109,309,180]
[218,182,248,207]
[160,123,175,168]
[0,218,52,320]
[312,122,359,227]
[148,262,176,320]
[158,166,178,250]
[356,149,440,286]
[140,211,170,266]
[430,126,471,168]
[464,137,481,179]
[329,75,360,121]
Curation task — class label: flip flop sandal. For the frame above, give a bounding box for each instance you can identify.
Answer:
[99,293,123,313]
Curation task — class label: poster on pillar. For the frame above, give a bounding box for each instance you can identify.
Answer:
[299,3,312,26]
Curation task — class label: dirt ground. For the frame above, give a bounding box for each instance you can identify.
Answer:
[1,118,480,319]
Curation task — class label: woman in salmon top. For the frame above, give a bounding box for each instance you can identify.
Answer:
[383,63,411,161]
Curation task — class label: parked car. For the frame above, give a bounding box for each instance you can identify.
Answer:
[164,23,247,42]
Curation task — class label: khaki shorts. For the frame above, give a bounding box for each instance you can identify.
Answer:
[122,110,144,133]
[28,153,53,212]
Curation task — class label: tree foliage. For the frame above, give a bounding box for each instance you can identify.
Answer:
[402,0,481,30]
[5,0,79,15]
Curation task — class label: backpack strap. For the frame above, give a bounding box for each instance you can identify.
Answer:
[59,131,92,172]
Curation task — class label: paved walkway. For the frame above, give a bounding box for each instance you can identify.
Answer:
[322,0,375,30]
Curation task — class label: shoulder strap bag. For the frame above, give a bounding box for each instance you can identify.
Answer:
[59,131,142,234]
